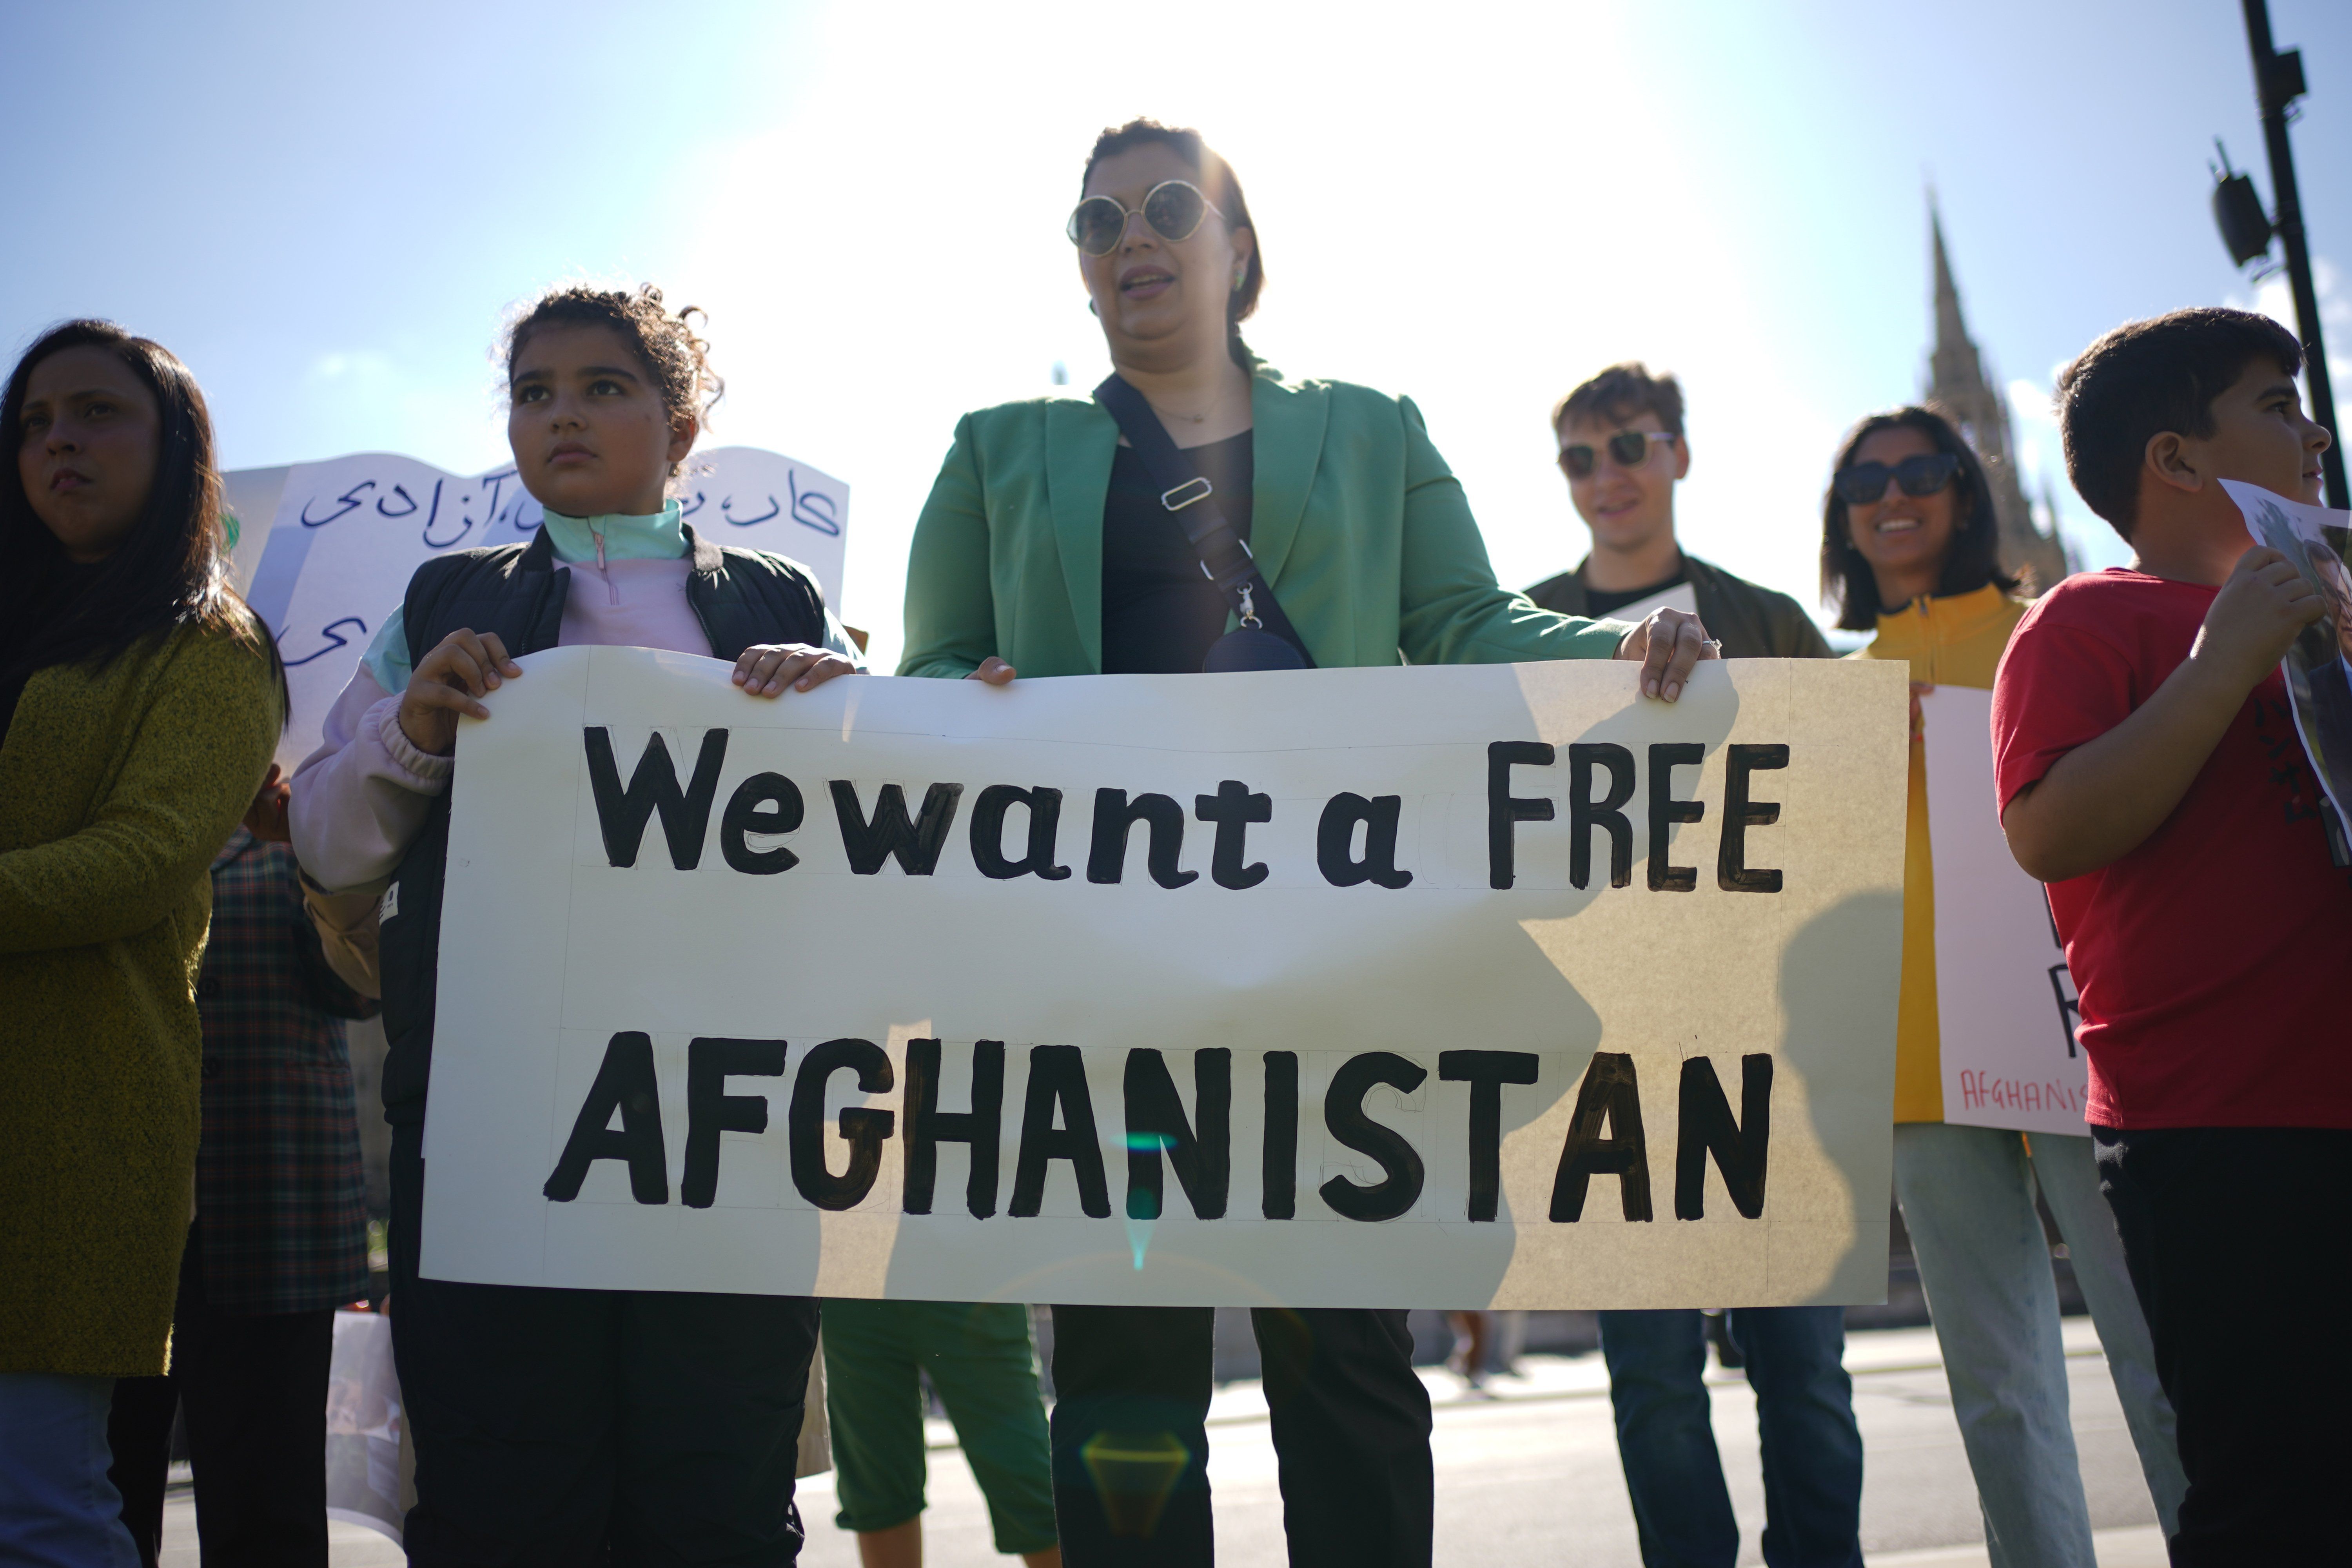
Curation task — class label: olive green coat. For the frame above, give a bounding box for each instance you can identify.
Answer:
[899,367,1627,678]
[0,622,281,1376]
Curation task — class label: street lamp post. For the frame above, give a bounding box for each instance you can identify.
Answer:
[2222,0,2345,505]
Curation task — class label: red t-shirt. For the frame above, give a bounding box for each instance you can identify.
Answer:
[1992,569,2352,1129]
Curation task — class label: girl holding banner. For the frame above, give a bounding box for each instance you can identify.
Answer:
[289,285,860,1565]
[1825,407,2185,1563]
[899,117,1718,1568]
[0,321,285,1562]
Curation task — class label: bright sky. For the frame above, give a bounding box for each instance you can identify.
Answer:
[7,1,2347,670]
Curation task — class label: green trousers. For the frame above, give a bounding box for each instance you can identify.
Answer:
[820,1299,1057,1554]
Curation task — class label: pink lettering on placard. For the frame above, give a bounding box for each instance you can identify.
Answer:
[1955,1069,2084,1118]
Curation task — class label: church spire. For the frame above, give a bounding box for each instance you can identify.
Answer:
[1922,196,2069,592]
[1931,200,1968,360]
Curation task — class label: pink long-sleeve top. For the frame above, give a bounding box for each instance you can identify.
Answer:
[289,504,856,892]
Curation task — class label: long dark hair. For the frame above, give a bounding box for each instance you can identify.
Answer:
[1819,405,2018,631]
[0,319,282,692]
[1082,119,1264,368]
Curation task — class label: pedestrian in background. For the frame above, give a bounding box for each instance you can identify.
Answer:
[1538,361,1857,1568]
[0,320,285,1563]
[1527,363,1830,656]
[821,1300,1061,1566]
[1831,403,2185,1565]
[107,788,377,1568]
[898,116,1716,1568]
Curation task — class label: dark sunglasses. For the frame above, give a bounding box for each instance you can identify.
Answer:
[1558,429,1677,479]
[1067,180,1225,257]
[1833,452,1961,506]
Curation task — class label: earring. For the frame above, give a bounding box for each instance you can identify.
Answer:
[1088,298,1099,316]
[1231,268,1245,293]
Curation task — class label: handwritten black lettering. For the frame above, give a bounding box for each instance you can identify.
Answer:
[682,1037,786,1209]
[1009,1045,1111,1218]
[1717,744,1789,893]
[543,1031,669,1205]
[831,782,964,875]
[1087,790,1197,887]
[1318,1052,1428,1222]
[1487,741,1557,889]
[970,786,1073,880]
[902,1039,1005,1219]
[1440,1051,1539,1221]
[1123,1049,1231,1221]
[1648,743,1705,892]
[719,773,804,875]
[789,1038,895,1211]
[1549,1052,1651,1221]
[584,728,730,870]
[1317,793,1412,888]
[1675,1055,1771,1220]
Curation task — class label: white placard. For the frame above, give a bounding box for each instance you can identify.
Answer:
[417,652,1908,1309]
[243,447,848,768]
[1920,686,2089,1134]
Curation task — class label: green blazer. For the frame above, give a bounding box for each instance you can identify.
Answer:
[899,366,1626,677]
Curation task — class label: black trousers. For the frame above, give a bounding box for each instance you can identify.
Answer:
[108,1221,337,1568]
[2094,1125,2352,1563]
[390,1123,821,1566]
[1048,1305,1432,1567]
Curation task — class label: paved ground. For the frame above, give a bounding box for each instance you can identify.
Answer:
[162,1321,2169,1565]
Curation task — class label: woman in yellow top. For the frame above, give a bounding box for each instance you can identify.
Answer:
[0,321,283,1560]
[1828,406,2183,1563]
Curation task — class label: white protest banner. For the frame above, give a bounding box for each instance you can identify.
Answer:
[241,448,848,768]
[1919,687,2088,1134]
[419,652,1908,1309]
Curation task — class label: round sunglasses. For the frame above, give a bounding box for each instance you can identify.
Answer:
[1067,180,1226,257]
[1558,429,1677,479]
[1833,452,1961,506]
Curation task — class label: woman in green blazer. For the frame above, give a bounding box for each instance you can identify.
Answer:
[898,120,1715,1568]
[0,321,283,1561]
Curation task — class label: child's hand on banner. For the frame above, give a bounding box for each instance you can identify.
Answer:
[732,643,861,698]
[398,629,522,756]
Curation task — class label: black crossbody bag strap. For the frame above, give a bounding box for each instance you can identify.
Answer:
[1093,374,1316,669]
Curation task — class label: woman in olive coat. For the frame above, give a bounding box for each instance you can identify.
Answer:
[0,320,283,1560]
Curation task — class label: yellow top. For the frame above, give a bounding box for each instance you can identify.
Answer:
[1850,583,2029,1123]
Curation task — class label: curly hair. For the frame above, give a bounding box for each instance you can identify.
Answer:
[504,283,724,463]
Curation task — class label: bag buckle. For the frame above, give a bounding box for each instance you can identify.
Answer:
[1160,477,1214,512]
[1238,583,1263,628]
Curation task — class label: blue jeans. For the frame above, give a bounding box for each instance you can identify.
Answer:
[1599,1306,1862,1568]
[0,1374,140,1568]
[1894,1123,2186,1564]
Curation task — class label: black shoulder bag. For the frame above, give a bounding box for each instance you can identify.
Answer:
[1093,374,1316,672]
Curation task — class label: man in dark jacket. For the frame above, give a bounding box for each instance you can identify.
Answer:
[1528,363,1831,661]
[1534,364,1863,1568]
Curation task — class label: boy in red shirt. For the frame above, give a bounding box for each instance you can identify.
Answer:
[1992,307,2348,1561]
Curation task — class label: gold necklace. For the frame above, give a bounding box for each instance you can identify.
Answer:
[1148,394,1215,425]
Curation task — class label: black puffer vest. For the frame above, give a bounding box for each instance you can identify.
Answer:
[377,524,827,1126]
